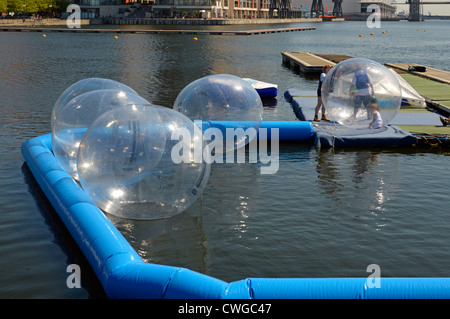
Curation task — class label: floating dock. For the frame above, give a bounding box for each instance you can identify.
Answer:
[284,88,419,148]
[282,52,450,143]
[281,52,352,74]
[0,26,315,36]
[385,63,450,86]
[385,63,450,140]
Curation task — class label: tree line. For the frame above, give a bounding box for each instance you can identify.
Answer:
[0,0,70,15]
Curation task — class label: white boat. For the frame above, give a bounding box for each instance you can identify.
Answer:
[243,78,278,98]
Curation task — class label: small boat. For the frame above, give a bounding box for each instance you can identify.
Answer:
[243,78,278,98]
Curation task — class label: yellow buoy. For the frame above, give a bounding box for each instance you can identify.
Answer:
[370,32,374,35]
[382,31,385,34]
[424,30,427,32]
[359,34,363,37]
[193,37,198,40]
[42,34,46,37]
[417,29,420,31]
[114,35,118,38]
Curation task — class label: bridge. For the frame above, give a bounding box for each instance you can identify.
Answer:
[407,0,450,21]
[269,0,343,18]
[268,0,448,21]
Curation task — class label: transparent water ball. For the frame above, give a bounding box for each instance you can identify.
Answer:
[321,58,402,129]
[51,78,137,130]
[51,89,151,180]
[173,74,263,152]
[77,104,211,220]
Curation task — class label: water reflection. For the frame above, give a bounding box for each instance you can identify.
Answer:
[109,146,313,279]
[110,201,209,273]
[5,22,450,296]
[315,149,396,231]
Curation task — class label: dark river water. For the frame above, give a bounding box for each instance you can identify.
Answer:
[1,20,449,298]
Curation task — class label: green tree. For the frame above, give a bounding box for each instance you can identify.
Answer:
[22,0,39,14]
[6,0,34,13]
[6,0,70,14]
[0,0,7,13]
[37,0,53,12]
[54,0,70,12]
[6,0,21,13]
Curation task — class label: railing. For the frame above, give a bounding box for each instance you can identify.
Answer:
[157,0,214,5]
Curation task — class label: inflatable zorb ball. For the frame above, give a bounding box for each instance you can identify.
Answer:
[77,104,211,220]
[173,74,263,152]
[51,89,151,180]
[51,78,137,130]
[321,58,402,129]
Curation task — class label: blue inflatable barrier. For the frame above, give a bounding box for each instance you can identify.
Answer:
[205,120,315,141]
[21,122,450,299]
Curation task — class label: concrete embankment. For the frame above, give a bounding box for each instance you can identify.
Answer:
[0,18,90,27]
[0,17,346,27]
[90,17,327,25]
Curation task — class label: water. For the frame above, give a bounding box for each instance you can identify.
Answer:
[1,20,450,298]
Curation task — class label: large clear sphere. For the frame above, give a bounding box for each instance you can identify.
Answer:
[51,78,137,130]
[51,89,151,180]
[173,74,263,152]
[321,58,402,129]
[77,104,211,220]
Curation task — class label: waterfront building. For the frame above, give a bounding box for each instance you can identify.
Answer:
[151,0,272,19]
[71,1,155,18]
[70,0,396,19]
[358,1,397,18]
[319,0,397,18]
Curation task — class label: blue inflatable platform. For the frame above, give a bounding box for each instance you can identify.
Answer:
[21,120,450,298]
[284,88,418,148]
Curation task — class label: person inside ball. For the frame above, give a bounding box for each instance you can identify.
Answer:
[369,103,383,129]
[349,67,374,121]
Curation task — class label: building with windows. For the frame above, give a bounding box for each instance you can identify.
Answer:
[149,0,397,19]
[71,0,155,18]
[151,0,271,19]
[358,1,397,18]
[70,0,397,20]
[318,0,397,18]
